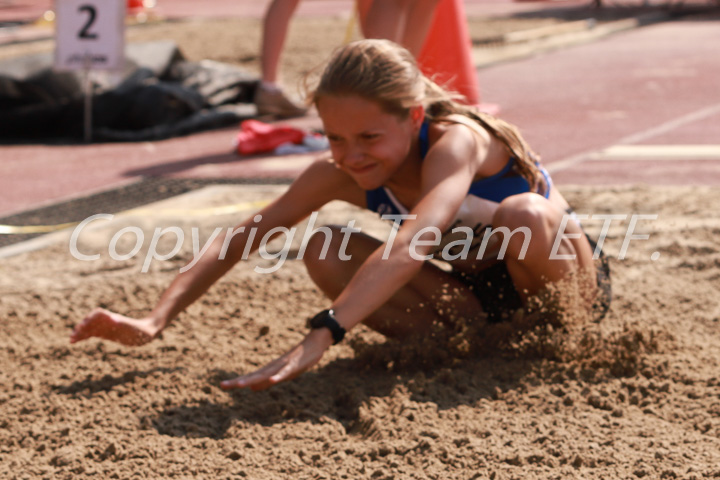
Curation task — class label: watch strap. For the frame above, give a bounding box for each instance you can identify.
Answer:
[308,309,346,345]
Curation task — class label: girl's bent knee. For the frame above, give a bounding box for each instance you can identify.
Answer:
[301,225,343,266]
[494,193,548,231]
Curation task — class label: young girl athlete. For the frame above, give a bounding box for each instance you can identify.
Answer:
[71,40,610,391]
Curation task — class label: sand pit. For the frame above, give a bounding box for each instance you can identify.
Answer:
[1,184,720,479]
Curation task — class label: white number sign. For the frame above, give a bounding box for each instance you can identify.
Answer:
[54,0,126,71]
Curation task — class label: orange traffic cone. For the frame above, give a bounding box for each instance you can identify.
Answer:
[417,0,481,106]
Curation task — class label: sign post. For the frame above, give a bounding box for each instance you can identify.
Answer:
[55,0,125,142]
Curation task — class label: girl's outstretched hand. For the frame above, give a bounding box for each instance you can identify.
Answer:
[220,329,334,391]
[70,308,161,346]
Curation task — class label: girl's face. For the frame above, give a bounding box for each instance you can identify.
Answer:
[317,94,422,190]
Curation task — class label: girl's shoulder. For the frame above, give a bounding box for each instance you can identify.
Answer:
[427,114,492,150]
[425,114,512,180]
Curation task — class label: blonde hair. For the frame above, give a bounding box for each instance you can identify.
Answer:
[310,39,543,190]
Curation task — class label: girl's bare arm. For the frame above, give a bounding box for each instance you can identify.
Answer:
[70,160,362,345]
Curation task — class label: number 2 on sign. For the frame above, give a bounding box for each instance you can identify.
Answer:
[78,5,98,39]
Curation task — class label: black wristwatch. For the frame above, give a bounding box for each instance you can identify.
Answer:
[308,309,346,345]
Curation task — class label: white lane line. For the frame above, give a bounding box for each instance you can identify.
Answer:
[547,102,720,173]
[588,145,720,160]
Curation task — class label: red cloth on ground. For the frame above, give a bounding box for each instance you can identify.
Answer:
[236,120,305,155]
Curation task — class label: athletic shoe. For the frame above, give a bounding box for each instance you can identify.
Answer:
[254,85,308,118]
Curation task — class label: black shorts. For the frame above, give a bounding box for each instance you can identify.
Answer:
[450,235,612,323]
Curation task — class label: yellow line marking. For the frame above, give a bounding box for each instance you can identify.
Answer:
[0,199,271,235]
[123,199,271,217]
[0,222,78,234]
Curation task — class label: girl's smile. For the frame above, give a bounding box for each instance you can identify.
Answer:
[317,94,423,190]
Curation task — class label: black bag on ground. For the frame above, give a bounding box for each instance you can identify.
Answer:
[0,41,259,142]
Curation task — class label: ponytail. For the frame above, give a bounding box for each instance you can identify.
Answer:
[421,77,543,191]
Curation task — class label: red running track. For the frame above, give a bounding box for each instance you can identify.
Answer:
[0,4,718,216]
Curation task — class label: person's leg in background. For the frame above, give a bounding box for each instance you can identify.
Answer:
[255,0,308,118]
[360,0,495,111]
[361,0,409,44]
[400,0,441,56]
[361,0,440,57]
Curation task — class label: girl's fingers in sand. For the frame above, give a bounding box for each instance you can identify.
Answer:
[70,308,113,343]
[70,308,157,347]
[220,329,333,391]
[268,355,307,385]
[221,353,302,391]
[220,359,286,391]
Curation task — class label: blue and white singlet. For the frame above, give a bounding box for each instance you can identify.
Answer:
[365,120,554,261]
